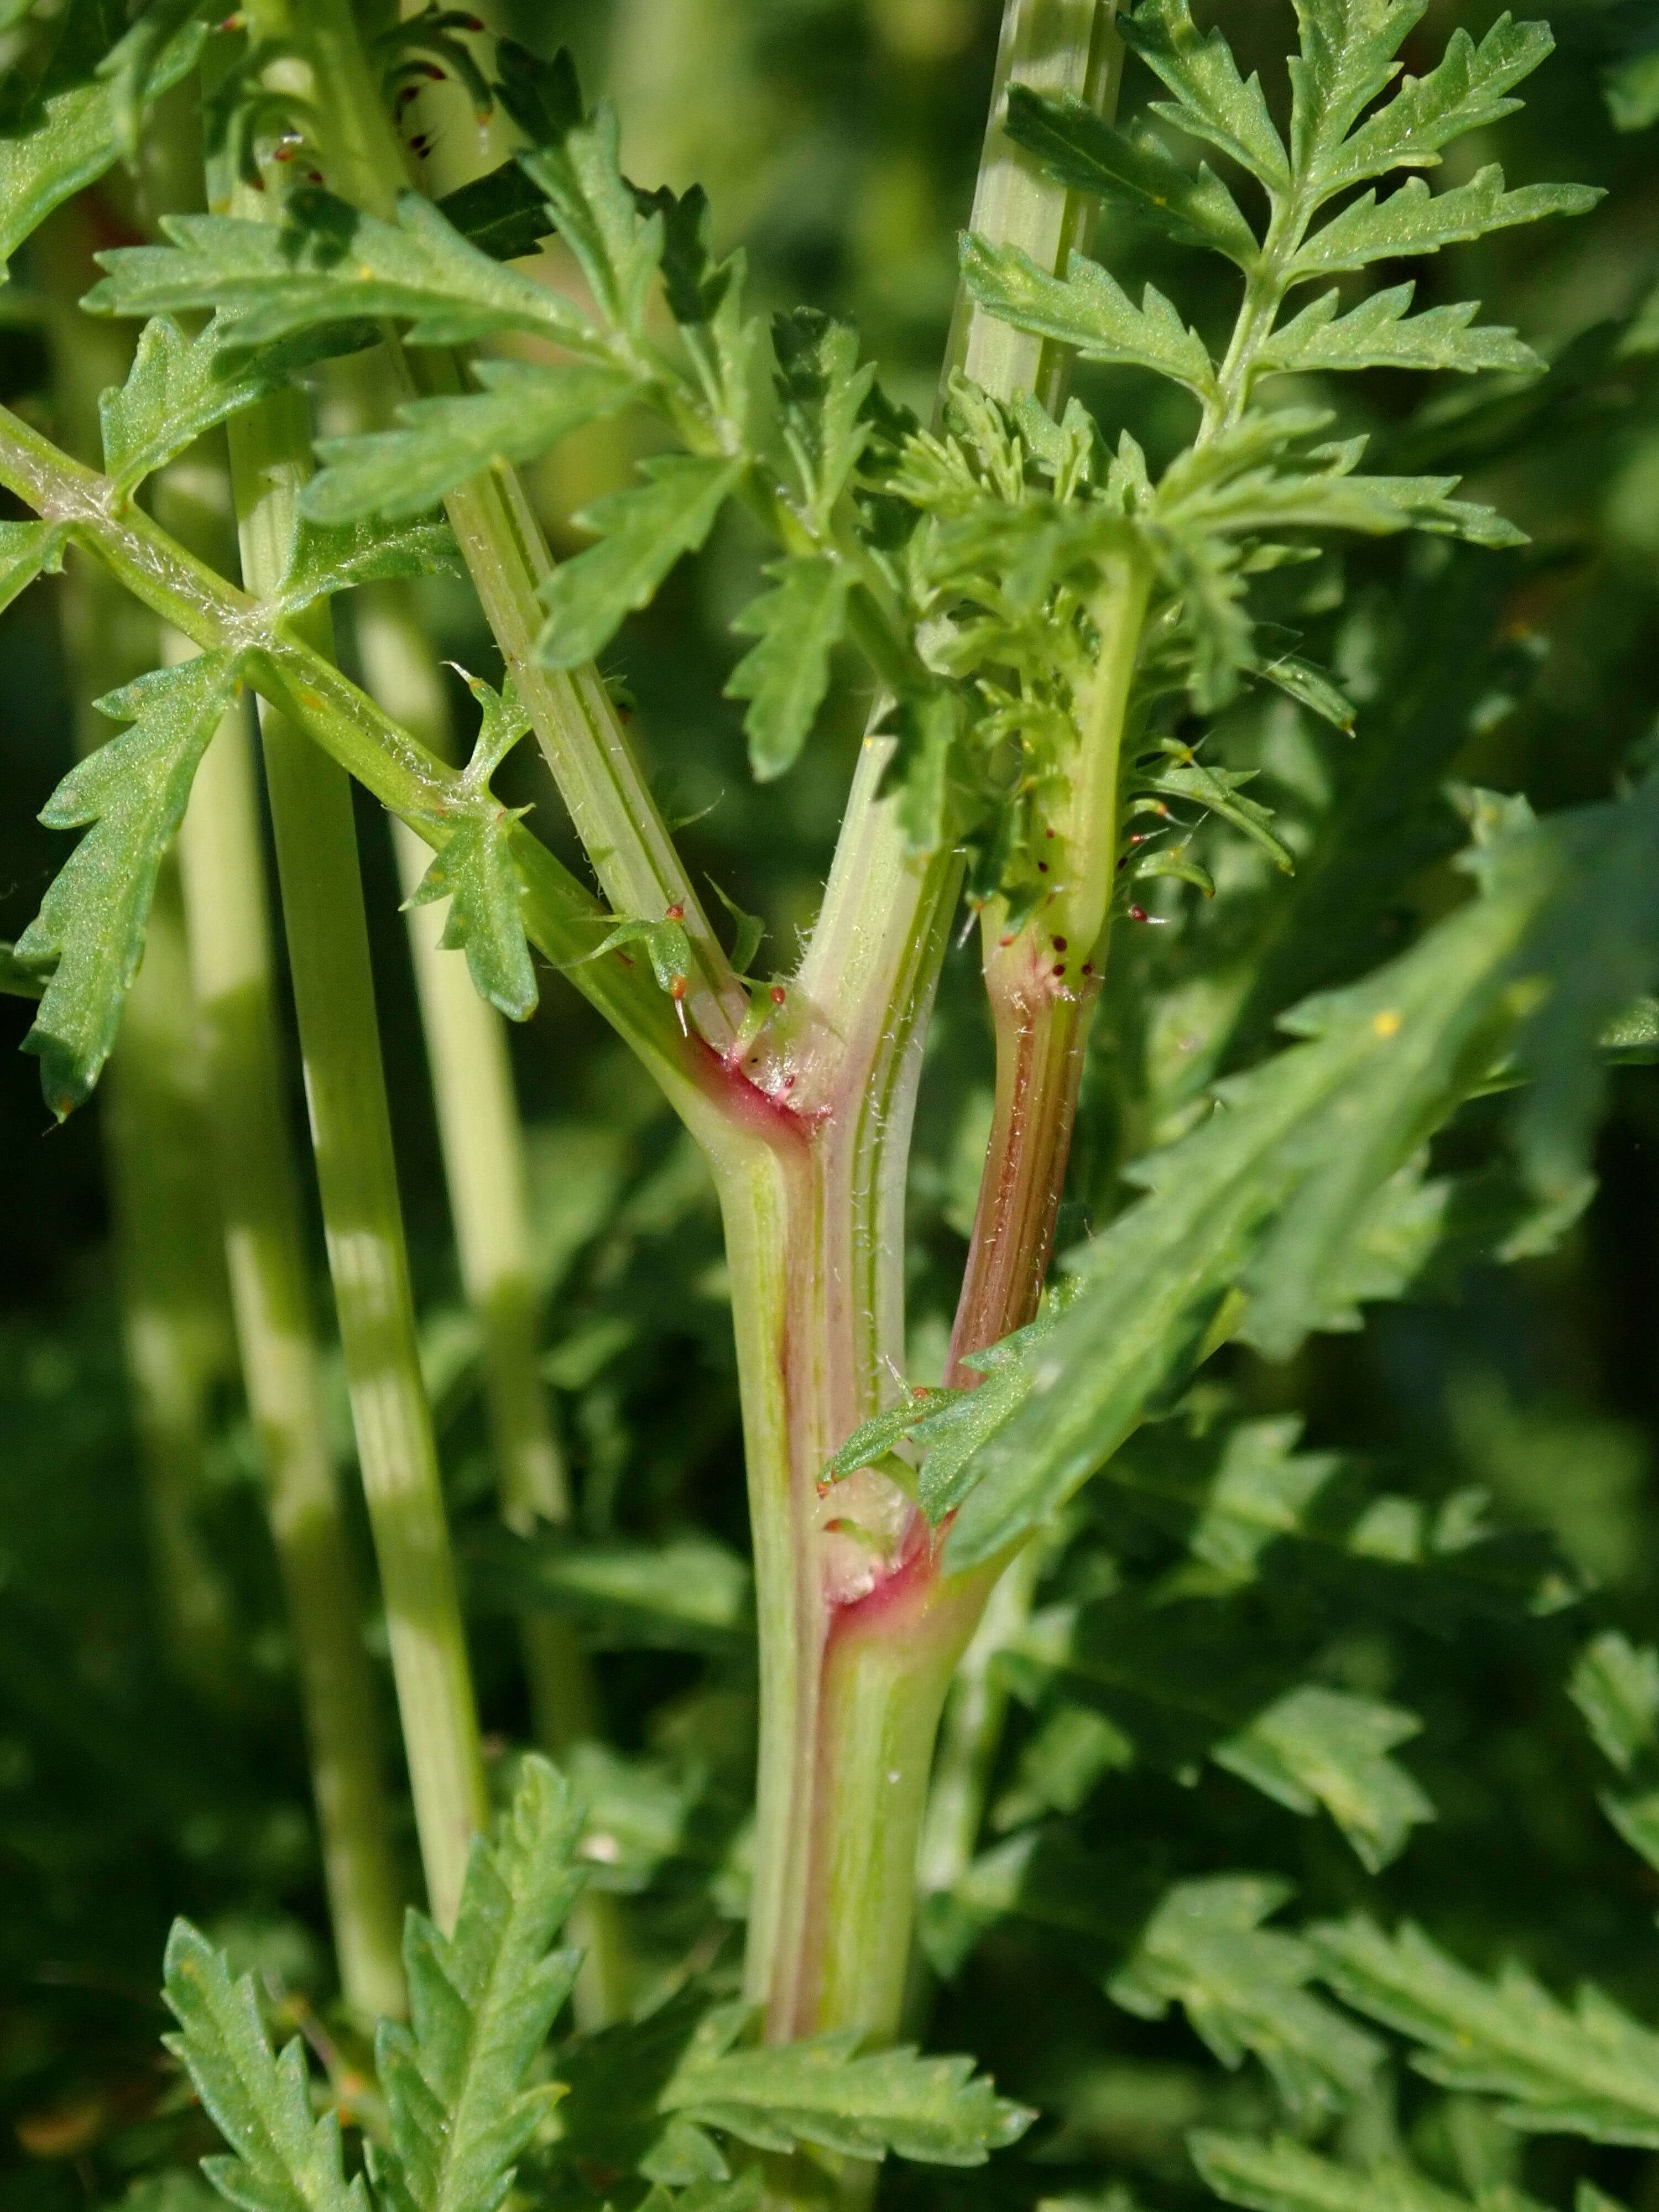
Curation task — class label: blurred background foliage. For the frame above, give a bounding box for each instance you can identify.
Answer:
[3,2,1659,2210]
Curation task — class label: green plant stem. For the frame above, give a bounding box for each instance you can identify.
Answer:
[46,154,406,2012]
[36,215,242,1705]
[174,678,407,2021]
[353,592,572,1541]
[96,845,243,1699]
[352,580,628,2022]
[915,1543,1043,1914]
[253,0,748,1052]
[738,0,1126,2054]
[948,546,1151,1375]
[228,382,487,1932]
[0,401,718,1123]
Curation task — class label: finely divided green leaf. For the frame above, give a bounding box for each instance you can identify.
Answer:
[536,454,745,671]
[661,2004,1035,2167]
[1258,285,1541,379]
[1312,1916,1659,2143]
[1295,168,1601,279]
[87,189,589,351]
[1331,15,1563,194]
[406,813,537,1023]
[725,556,849,781]
[1193,2131,1477,2212]
[1214,1684,1433,1872]
[1570,1631,1659,1775]
[160,1918,368,2212]
[0,1,206,276]
[0,941,46,999]
[1500,773,1659,1206]
[17,652,239,1118]
[1003,85,1259,267]
[519,108,662,339]
[99,0,204,159]
[771,309,875,530]
[98,316,363,497]
[279,516,462,613]
[961,236,1215,398]
[0,515,70,615]
[435,161,556,262]
[1286,0,1426,186]
[306,361,645,524]
[1109,1876,1381,2122]
[1159,448,1527,551]
[1118,0,1290,191]
[371,1755,584,2212]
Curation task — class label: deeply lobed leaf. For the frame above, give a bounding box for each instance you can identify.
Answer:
[536,455,745,671]
[160,1920,367,2212]
[371,1754,585,2212]
[306,361,646,525]
[87,188,593,351]
[660,2003,1034,2168]
[1312,1917,1659,2143]
[18,653,241,1118]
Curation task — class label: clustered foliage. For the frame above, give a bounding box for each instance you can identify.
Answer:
[5,3,1659,2212]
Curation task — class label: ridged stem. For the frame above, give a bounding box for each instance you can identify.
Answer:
[0,398,718,1122]
[228,383,487,1932]
[948,546,1151,1373]
[34,208,243,1707]
[174,683,408,2018]
[739,0,1127,2064]
[259,0,747,1052]
[352,581,629,2021]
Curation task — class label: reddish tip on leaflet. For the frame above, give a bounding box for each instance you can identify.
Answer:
[1129,904,1147,922]
[666,902,685,921]
[770,984,787,1004]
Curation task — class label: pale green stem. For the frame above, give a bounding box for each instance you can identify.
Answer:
[45,147,405,2010]
[38,219,241,1703]
[915,1543,1042,1914]
[253,0,748,1052]
[174,679,408,2020]
[96,848,243,1700]
[353,580,629,2022]
[228,383,487,1932]
[0,399,721,1126]
[947,547,1152,1378]
[738,0,1126,2053]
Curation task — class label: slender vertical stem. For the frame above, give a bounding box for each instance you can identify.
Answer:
[175,688,407,2020]
[352,581,628,2021]
[44,147,405,2009]
[229,384,487,1931]
[253,0,747,1052]
[96,850,243,1700]
[35,211,241,1703]
[915,1543,1042,1912]
[948,549,1151,1372]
